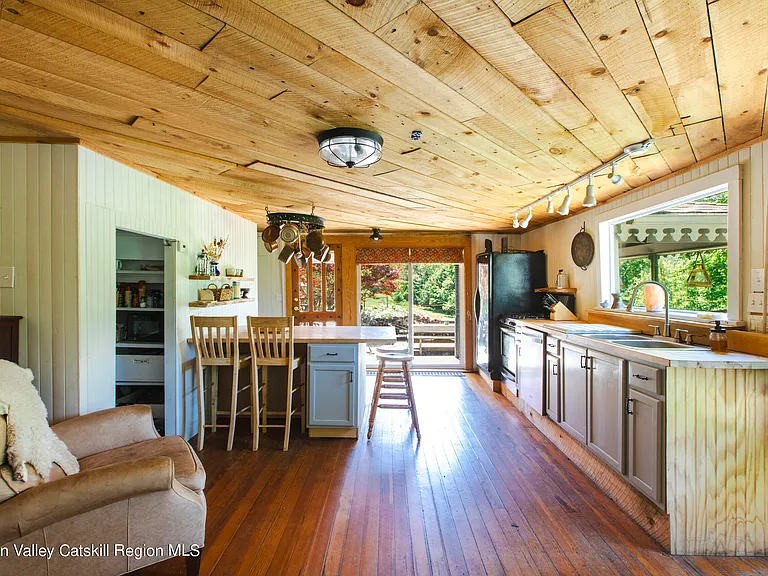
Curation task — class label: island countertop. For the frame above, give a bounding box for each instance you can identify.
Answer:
[188,324,397,345]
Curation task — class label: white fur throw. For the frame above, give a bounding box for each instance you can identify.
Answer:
[0,360,79,481]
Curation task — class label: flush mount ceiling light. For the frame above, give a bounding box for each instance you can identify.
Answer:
[556,187,572,216]
[369,227,383,241]
[583,174,597,207]
[508,138,653,230]
[317,128,383,168]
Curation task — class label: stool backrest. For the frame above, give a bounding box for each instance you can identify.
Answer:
[190,315,239,366]
[247,316,294,366]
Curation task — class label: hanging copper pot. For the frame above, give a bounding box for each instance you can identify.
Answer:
[279,223,300,244]
[305,229,325,252]
[277,244,295,264]
[261,225,280,253]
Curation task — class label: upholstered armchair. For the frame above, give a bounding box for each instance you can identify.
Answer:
[0,405,206,576]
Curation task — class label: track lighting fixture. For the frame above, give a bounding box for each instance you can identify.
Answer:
[369,227,383,241]
[556,188,572,216]
[520,208,533,228]
[608,163,624,185]
[583,174,597,207]
[508,138,652,229]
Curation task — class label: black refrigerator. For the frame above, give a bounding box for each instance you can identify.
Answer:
[475,250,546,379]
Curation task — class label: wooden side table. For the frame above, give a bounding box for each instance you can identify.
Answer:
[0,316,22,363]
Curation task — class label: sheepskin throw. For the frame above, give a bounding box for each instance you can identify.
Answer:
[0,360,79,481]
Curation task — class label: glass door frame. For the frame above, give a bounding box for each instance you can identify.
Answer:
[358,261,464,369]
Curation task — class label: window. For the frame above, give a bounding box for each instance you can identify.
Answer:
[291,246,341,325]
[598,166,740,321]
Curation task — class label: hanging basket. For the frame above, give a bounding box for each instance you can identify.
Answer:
[686,252,712,288]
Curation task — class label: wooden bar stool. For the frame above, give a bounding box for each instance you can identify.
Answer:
[190,316,252,452]
[368,352,421,441]
[247,316,306,451]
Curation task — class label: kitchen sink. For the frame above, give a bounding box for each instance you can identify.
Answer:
[589,333,645,340]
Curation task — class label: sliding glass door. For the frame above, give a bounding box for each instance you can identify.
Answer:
[360,262,462,367]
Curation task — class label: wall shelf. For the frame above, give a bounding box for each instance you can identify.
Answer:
[535,287,577,294]
[189,297,256,308]
[188,275,255,282]
[117,270,164,276]
[116,307,164,312]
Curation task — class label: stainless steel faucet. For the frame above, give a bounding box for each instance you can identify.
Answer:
[626,280,672,338]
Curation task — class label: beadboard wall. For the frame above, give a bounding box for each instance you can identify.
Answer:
[78,147,259,437]
[0,143,79,422]
[521,140,768,325]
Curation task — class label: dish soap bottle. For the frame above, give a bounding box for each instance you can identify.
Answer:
[709,320,728,354]
[556,269,569,289]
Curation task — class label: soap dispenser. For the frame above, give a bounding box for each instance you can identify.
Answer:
[709,320,728,354]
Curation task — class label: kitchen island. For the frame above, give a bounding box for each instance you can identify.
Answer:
[189,325,396,440]
[508,319,768,556]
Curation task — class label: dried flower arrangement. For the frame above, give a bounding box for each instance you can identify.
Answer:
[202,236,229,262]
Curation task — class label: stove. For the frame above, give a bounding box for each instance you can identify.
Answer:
[498,312,550,328]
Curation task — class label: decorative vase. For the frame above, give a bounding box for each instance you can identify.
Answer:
[610,292,625,310]
[210,261,220,276]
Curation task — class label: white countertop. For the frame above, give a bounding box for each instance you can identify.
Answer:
[188,325,397,345]
[517,320,768,369]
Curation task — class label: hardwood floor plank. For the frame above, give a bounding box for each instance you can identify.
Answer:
[134,374,768,576]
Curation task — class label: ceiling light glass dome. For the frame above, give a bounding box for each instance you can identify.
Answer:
[317,128,383,168]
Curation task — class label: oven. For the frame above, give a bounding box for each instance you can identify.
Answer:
[499,324,516,385]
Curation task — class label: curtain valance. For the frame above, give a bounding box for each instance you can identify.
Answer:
[356,247,464,264]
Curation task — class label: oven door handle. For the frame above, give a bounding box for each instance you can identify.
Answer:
[474,288,480,322]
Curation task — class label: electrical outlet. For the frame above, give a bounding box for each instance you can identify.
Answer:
[0,267,14,288]
[177,241,187,253]
[752,269,765,293]
[748,292,765,314]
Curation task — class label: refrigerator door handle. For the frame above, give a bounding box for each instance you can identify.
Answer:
[474,288,481,321]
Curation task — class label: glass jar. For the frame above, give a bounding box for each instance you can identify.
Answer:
[709,320,728,354]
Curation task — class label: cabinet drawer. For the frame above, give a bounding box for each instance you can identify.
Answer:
[545,336,560,355]
[628,362,663,395]
[116,354,164,382]
[309,344,356,363]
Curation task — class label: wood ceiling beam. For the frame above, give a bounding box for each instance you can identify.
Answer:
[709,0,768,147]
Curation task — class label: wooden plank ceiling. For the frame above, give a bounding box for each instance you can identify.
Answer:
[0,0,765,231]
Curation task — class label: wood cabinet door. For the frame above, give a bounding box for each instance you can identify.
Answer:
[545,354,560,422]
[627,388,664,506]
[560,343,587,444]
[308,363,356,427]
[587,350,625,473]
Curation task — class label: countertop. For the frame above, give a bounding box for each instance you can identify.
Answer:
[517,320,768,369]
[188,325,397,345]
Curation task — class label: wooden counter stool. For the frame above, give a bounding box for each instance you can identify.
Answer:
[247,316,306,451]
[190,315,252,451]
[368,352,420,441]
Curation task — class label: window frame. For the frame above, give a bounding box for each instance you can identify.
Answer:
[597,166,741,321]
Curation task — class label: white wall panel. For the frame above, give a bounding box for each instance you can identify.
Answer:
[78,147,259,438]
[521,142,768,324]
[0,143,79,423]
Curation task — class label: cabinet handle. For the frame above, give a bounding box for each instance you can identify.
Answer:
[552,364,558,376]
[626,398,634,415]
[547,342,556,348]
[324,352,338,356]
[580,355,586,369]
[632,374,650,381]
[588,357,595,370]
[133,359,150,364]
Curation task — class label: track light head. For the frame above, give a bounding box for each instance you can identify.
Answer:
[520,208,533,228]
[556,188,571,216]
[546,197,554,214]
[512,212,520,228]
[583,174,597,208]
[623,140,654,156]
[609,164,624,185]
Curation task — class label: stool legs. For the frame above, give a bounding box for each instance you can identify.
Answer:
[251,366,260,451]
[196,363,206,451]
[367,359,386,439]
[283,364,293,452]
[227,365,240,451]
[403,361,421,441]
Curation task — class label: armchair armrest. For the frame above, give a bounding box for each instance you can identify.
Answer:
[52,405,160,459]
[0,457,174,546]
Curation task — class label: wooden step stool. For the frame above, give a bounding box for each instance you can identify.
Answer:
[367,351,421,441]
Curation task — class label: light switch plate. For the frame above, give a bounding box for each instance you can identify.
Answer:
[748,316,765,332]
[0,267,14,288]
[752,269,765,293]
[748,292,765,314]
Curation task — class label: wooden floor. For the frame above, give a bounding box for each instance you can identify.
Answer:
[137,374,768,575]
